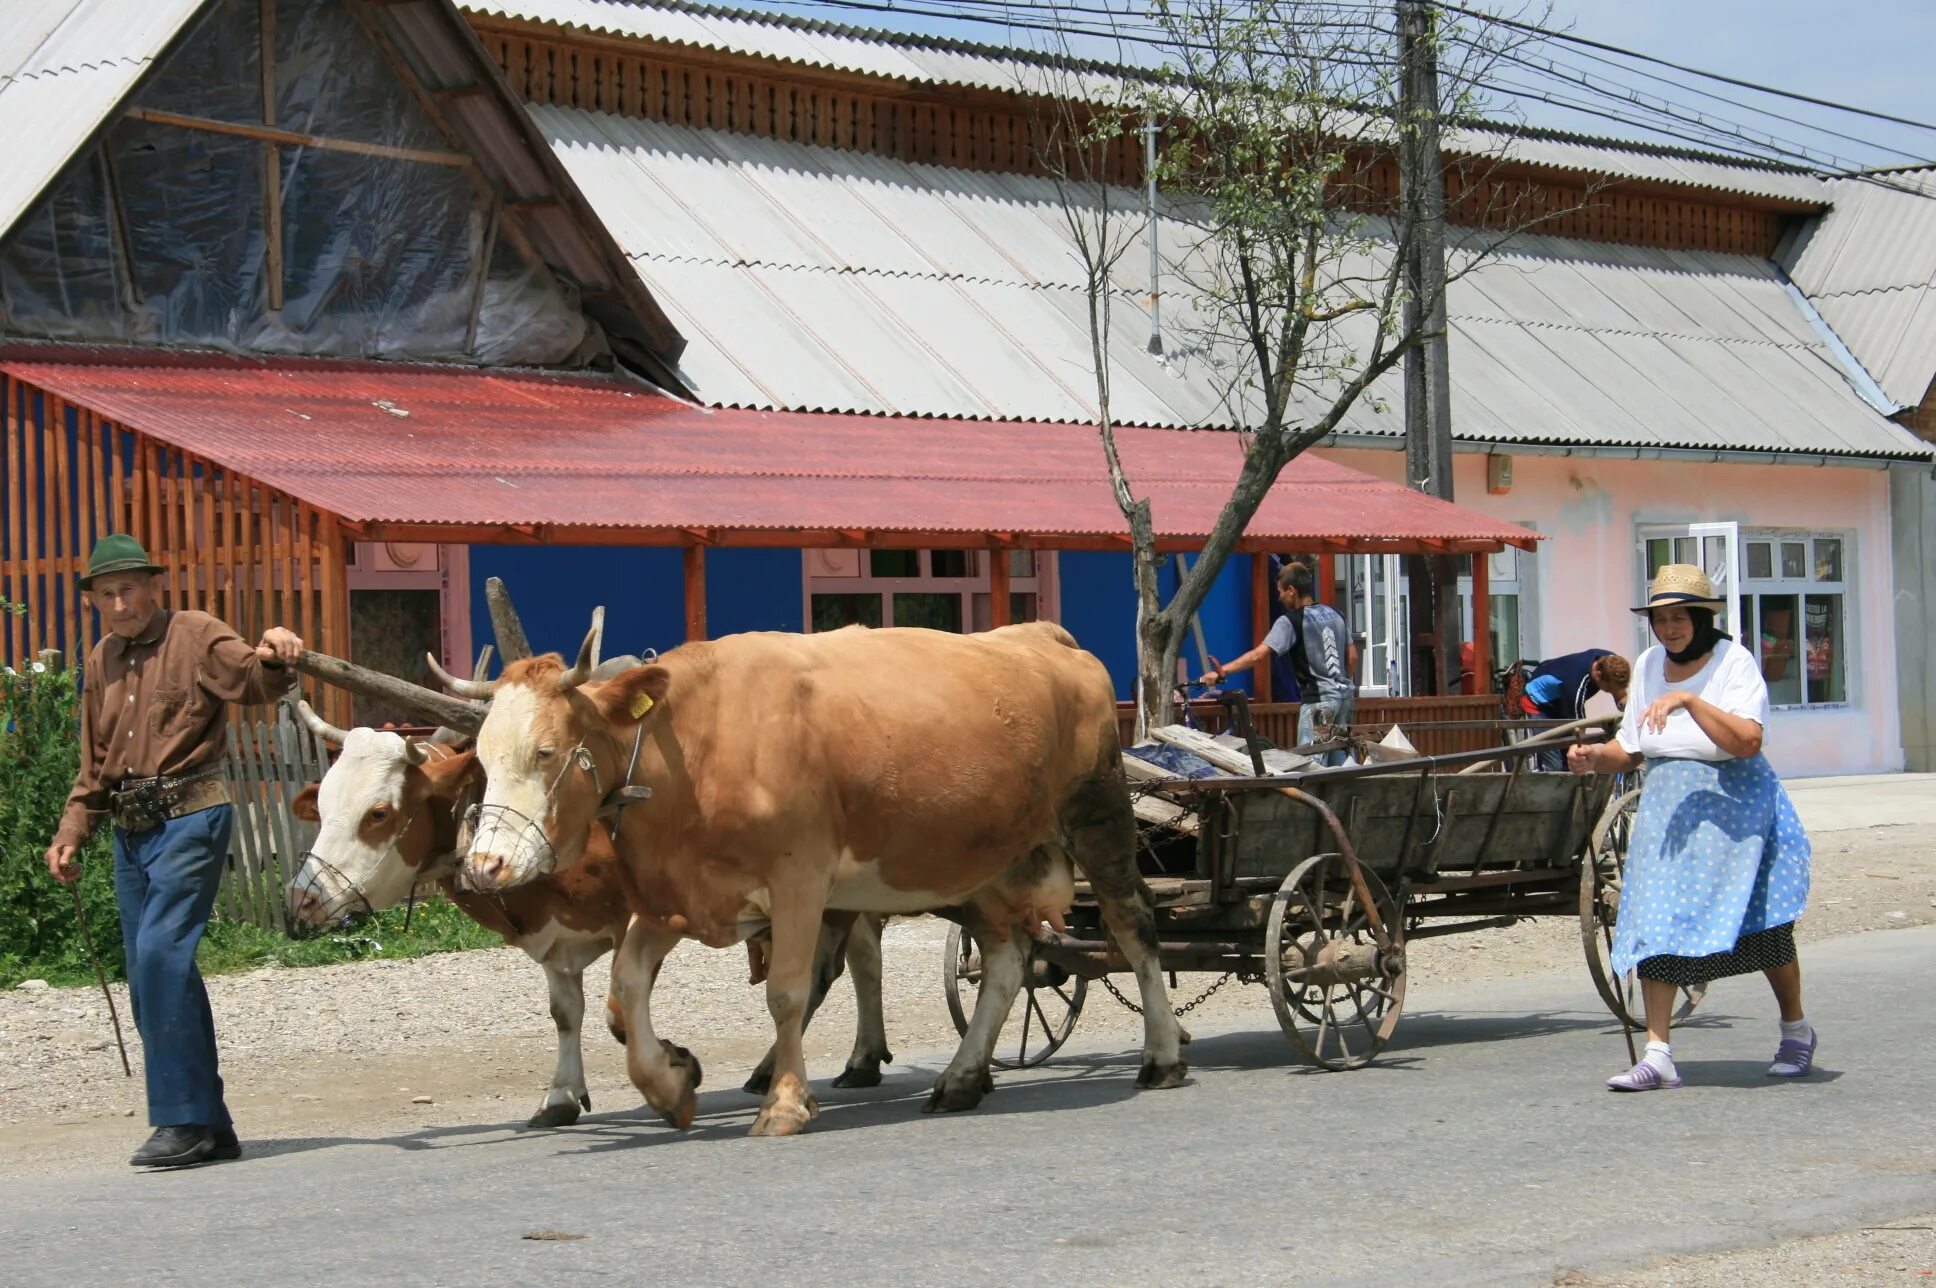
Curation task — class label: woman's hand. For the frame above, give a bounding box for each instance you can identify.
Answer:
[1640,690,1690,735]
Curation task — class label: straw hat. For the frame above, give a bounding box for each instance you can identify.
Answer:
[1632,563,1725,615]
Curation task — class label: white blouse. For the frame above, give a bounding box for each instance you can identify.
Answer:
[1616,638,1771,762]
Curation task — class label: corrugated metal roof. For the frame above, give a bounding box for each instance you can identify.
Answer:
[465,0,1827,204]
[1781,171,1936,407]
[0,350,1541,550]
[461,0,1127,98]
[0,0,206,241]
[536,107,1928,461]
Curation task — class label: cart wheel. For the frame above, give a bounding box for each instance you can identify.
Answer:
[1266,853,1407,1070]
[941,922,1086,1070]
[1580,789,1705,1028]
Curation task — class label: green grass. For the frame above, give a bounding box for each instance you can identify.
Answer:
[1,896,504,989]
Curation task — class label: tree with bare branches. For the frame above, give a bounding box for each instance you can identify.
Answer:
[1025,0,1559,735]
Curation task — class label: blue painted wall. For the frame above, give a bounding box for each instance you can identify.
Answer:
[466,544,1259,702]
[1054,551,1258,699]
[467,545,803,662]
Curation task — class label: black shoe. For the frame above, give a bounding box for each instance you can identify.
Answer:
[130,1125,216,1169]
[210,1126,242,1161]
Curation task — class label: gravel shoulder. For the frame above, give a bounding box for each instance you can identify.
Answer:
[3,822,1930,1206]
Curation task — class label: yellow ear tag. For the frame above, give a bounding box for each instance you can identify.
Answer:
[630,692,655,719]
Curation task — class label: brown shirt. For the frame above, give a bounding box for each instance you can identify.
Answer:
[54,610,295,848]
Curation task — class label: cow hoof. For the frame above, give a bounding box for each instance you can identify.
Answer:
[1178,1025,1193,1045]
[1136,1056,1189,1090]
[661,1086,698,1132]
[660,1039,704,1090]
[831,1063,883,1089]
[922,1071,991,1114]
[524,1101,582,1130]
[578,1091,593,1113]
[748,1097,816,1137]
[742,1069,772,1096]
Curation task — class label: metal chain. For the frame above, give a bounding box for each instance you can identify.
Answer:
[1100,969,1254,1018]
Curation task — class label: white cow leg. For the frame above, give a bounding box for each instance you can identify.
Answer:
[748,898,825,1137]
[613,920,701,1129]
[834,913,892,1089]
[526,962,591,1129]
[1066,772,1187,1089]
[926,909,1022,1113]
[745,916,853,1095]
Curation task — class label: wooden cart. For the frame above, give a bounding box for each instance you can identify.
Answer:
[942,716,1702,1071]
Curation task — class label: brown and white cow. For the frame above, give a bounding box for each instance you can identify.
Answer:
[451,621,1186,1137]
[284,709,895,1129]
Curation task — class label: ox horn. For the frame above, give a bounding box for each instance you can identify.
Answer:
[294,699,351,748]
[401,737,430,765]
[293,652,487,736]
[554,618,601,692]
[485,577,532,663]
[426,650,500,699]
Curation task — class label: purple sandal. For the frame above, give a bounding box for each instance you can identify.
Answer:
[1607,1061,1683,1092]
[1768,1031,1817,1078]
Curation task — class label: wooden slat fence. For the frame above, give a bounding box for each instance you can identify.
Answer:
[220,703,331,932]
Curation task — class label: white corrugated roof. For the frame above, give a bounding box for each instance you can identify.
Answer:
[469,0,1830,204]
[536,104,1927,460]
[1781,170,1936,407]
[0,0,207,240]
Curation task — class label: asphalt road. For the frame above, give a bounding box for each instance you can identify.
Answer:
[7,927,1931,1288]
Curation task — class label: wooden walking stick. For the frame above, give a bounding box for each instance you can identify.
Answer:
[69,885,132,1078]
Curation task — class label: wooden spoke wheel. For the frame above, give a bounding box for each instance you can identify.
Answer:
[1266,853,1407,1070]
[942,922,1087,1070]
[1580,789,1706,1029]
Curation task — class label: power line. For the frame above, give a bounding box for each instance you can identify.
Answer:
[1429,0,1936,135]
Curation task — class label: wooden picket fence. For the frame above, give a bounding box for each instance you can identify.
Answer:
[220,704,330,932]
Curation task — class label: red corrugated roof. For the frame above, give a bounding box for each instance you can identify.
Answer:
[3,351,1538,551]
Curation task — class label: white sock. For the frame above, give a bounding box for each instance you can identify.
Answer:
[1642,1040,1676,1078]
[1779,1017,1811,1042]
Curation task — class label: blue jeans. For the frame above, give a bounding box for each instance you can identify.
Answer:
[112,805,235,1129]
[1297,691,1357,768]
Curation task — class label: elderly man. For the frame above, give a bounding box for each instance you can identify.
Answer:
[43,535,303,1169]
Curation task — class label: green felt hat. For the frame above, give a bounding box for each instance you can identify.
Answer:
[79,534,163,589]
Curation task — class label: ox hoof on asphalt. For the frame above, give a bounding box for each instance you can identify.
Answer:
[661,1086,699,1131]
[830,1062,885,1089]
[524,1101,583,1130]
[1136,1057,1189,1089]
[748,1096,818,1137]
[922,1069,994,1114]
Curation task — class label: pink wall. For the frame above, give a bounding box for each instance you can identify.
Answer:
[1319,447,1902,777]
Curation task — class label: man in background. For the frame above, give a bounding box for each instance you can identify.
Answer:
[1202,563,1354,765]
[1524,648,1630,770]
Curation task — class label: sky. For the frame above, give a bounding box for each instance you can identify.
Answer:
[735,0,1936,173]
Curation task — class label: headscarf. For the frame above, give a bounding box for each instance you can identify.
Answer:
[1658,606,1731,665]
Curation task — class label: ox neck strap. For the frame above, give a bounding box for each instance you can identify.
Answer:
[601,720,650,838]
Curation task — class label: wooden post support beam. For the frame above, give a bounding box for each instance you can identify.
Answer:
[1470,550,1491,697]
[1250,552,1272,702]
[683,544,707,642]
[988,547,1011,629]
[1318,552,1338,607]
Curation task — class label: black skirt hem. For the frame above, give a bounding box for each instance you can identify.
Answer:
[1636,922,1797,986]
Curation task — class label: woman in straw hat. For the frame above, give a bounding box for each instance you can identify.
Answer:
[1566,564,1815,1091]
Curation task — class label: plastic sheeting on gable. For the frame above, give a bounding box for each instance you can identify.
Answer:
[0,0,596,367]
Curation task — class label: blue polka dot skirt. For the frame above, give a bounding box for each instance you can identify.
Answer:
[1610,753,1812,980]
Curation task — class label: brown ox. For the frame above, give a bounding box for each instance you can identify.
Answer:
[454,621,1186,1137]
[285,712,894,1129]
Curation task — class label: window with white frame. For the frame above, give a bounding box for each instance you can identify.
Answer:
[1738,532,1848,709]
[803,549,1056,634]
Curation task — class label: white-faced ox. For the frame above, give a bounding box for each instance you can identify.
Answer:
[454,621,1187,1137]
[284,708,893,1129]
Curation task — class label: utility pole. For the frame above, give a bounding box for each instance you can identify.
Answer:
[1397,0,1462,695]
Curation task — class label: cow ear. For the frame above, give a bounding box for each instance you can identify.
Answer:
[593,664,671,725]
[291,784,321,823]
[421,749,479,797]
